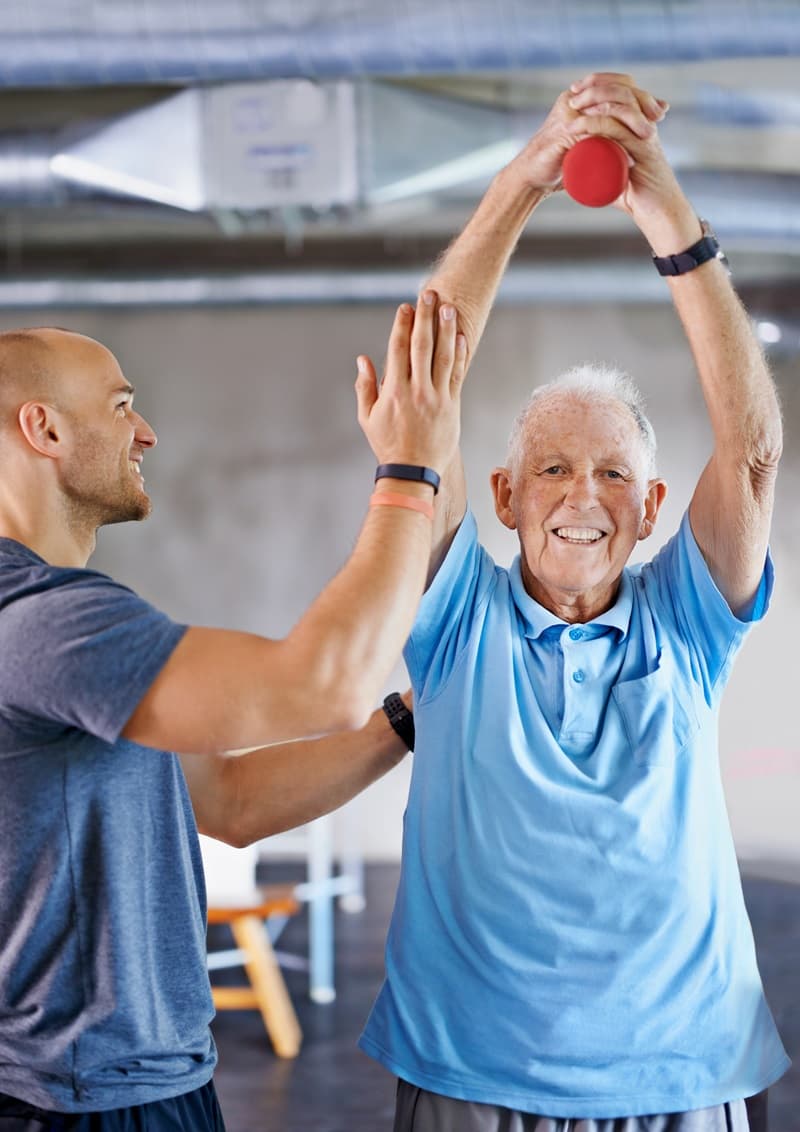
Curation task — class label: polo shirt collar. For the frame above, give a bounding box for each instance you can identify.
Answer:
[508,556,634,640]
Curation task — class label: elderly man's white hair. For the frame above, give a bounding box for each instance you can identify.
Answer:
[505,362,658,478]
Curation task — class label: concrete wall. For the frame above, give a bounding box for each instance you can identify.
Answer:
[4,300,798,868]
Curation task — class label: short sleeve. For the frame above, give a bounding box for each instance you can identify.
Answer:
[642,511,773,699]
[0,571,187,746]
[404,509,497,702]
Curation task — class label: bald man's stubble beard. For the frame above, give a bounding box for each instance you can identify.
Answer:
[103,495,153,526]
[63,486,153,538]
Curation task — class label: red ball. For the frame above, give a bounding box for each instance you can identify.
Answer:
[562,137,629,208]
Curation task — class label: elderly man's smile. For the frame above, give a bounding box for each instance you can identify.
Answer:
[553,526,606,543]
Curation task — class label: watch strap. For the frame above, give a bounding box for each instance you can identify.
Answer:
[382,693,415,752]
[652,221,728,277]
[375,464,440,495]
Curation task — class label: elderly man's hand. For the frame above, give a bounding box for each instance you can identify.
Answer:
[355,290,466,476]
[567,73,691,222]
[512,72,671,204]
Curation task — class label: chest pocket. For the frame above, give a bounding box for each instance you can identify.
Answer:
[612,647,700,767]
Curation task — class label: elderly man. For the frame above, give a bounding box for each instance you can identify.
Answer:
[358,74,788,1131]
[0,296,464,1130]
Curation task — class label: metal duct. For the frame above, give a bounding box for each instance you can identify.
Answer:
[2,1,800,88]
[0,81,360,212]
[1,78,800,242]
[0,133,64,205]
[0,80,527,212]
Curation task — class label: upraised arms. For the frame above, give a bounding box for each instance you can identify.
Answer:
[378,71,779,611]
[370,75,667,582]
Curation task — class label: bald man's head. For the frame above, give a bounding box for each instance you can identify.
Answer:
[0,327,157,533]
[0,327,126,431]
[0,328,88,425]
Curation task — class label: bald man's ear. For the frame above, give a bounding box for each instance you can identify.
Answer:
[491,467,517,531]
[17,401,64,458]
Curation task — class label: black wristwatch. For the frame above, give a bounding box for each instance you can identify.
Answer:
[382,693,415,752]
[652,219,729,276]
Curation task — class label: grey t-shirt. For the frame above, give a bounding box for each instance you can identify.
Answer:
[0,537,216,1113]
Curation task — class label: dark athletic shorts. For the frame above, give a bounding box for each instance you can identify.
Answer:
[0,1080,225,1131]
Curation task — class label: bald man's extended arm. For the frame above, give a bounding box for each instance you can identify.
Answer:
[121,514,428,754]
[123,296,464,755]
[181,700,410,846]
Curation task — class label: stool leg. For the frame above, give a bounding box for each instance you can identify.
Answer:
[231,914,302,1058]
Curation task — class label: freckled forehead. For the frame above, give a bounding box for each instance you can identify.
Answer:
[526,393,643,454]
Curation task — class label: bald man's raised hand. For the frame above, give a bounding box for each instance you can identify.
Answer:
[355,290,466,477]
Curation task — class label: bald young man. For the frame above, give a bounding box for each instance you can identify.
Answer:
[0,298,465,1130]
[357,74,787,1131]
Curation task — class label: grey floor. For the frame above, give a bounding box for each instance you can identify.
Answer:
[211,863,798,1132]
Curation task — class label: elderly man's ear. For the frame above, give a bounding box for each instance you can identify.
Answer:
[639,479,668,540]
[490,467,517,531]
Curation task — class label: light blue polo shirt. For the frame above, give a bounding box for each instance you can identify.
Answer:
[359,509,789,1119]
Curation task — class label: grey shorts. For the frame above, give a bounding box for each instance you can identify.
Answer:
[393,1079,762,1132]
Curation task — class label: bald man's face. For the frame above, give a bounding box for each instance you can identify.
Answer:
[37,330,157,527]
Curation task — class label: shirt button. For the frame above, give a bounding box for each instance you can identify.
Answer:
[569,627,583,640]
[572,669,585,683]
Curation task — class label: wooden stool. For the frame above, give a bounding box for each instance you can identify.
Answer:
[207,884,303,1058]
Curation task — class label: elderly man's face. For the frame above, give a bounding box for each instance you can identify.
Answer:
[491,392,667,622]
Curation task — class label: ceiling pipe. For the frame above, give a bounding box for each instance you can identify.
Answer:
[0,259,789,311]
[2,2,799,88]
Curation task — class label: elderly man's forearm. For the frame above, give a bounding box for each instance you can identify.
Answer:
[426,163,549,359]
[666,259,783,467]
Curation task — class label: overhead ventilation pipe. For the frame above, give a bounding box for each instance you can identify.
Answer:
[1,1,799,88]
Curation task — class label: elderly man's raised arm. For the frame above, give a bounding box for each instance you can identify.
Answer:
[656,228,780,614]
[565,72,782,614]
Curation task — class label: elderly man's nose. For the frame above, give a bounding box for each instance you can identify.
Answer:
[564,472,597,507]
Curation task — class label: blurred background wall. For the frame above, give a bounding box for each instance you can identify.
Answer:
[0,1,797,871]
